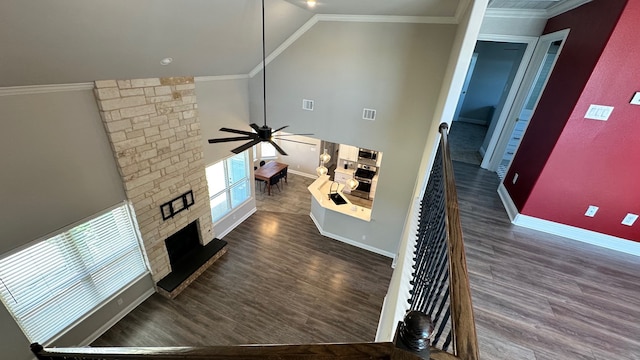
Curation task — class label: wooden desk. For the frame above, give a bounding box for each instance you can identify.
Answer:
[254,161,288,195]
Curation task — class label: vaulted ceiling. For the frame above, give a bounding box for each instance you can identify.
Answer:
[0,0,587,87]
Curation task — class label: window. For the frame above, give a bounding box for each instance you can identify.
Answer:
[206,152,251,222]
[0,204,147,344]
[261,141,277,158]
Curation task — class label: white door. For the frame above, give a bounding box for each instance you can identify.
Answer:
[452,53,478,122]
[486,29,570,177]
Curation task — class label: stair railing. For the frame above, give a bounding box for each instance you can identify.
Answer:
[377,123,479,360]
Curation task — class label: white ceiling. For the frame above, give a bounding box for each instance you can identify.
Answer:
[0,0,582,87]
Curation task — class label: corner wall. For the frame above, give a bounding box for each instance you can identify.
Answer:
[504,0,627,209]
[519,0,640,241]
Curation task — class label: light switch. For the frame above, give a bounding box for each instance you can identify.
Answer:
[585,104,614,121]
[630,92,640,105]
[621,213,638,226]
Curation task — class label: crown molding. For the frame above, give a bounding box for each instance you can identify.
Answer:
[0,82,94,97]
[249,15,320,78]
[194,75,250,82]
[484,8,548,19]
[546,0,592,18]
[316,14,458,24]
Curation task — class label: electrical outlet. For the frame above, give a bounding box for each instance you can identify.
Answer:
[584,205,599,217]
[512,173,519,184]
[621,213,638,226]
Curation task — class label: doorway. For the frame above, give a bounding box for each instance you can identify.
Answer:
[449,40,528,166]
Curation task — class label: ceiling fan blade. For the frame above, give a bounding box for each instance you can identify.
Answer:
[273,133,314,137]
[220,127,254,136]
[269,140,288,156]
[208,136,254,144]
[249,123,262,133]
[272,125,289,133]
[277,138,316,146]
[231,139,262,154]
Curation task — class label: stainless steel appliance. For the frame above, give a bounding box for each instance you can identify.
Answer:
[357,148,378,166]
[351,164,377,199]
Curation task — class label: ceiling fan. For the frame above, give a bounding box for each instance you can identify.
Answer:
[207,0,313,156]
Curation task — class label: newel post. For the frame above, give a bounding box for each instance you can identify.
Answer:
[393,310,434,359]
[30,343,44,359]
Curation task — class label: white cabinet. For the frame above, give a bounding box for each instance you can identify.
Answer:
[369,175,379,199]
[375,151,383,167]
[333,168,354,194]
[338,144,359,162]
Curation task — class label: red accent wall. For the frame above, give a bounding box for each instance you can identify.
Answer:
[503,0,627,209]
[518,0,640,241]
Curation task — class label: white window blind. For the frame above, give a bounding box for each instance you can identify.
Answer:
[0,204,147,344]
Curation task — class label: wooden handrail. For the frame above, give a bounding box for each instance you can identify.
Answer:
[438,123,479,360]
[31,342,423,360]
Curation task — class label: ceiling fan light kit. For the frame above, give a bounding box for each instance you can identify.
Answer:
[207,0,312,156]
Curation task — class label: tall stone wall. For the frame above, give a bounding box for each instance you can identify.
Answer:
[94,77,213,282]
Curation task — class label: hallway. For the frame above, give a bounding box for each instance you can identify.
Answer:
[454,161,640,359]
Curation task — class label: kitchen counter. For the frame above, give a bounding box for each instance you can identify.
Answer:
[308,175,371,222]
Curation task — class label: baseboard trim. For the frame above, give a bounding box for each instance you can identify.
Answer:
[309,212,394,258]
[497,183,519,222]
[479,146,486,158]
[80,286,155,346]
[216,207,257,239]
[288,169,317,179]
[514,214,640,257]
[497,184,640,257]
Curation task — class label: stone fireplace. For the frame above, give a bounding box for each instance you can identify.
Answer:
[94,77,226,298]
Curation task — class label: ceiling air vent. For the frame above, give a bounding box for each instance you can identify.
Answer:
[302,99,314,111]
[362,108,376,121]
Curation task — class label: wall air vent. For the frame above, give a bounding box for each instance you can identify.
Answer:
[302,99,314,111]
[362,108,376,121]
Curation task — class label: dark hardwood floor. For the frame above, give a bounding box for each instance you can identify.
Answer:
[453,161,640,360]
[93,167,640,359]
[93,205,393,346]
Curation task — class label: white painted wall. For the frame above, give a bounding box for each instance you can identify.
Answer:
[274,134,322,177]
[250,21,457,254]
[0,90,153,360]
[197,78,253,164]
[0,90,126,254]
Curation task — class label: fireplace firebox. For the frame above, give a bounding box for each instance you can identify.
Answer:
[156,221,227,298]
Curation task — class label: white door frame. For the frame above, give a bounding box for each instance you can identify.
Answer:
[484,29,571,171]
[475,34,539,170]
